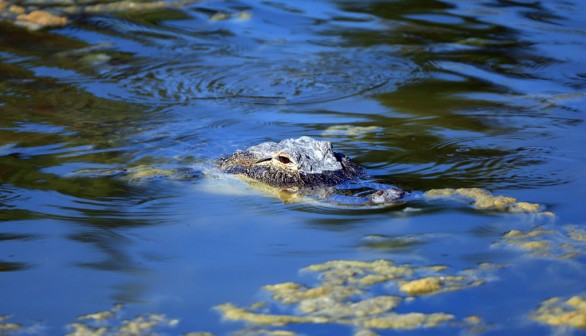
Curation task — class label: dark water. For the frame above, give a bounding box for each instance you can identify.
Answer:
[1,0,586,334]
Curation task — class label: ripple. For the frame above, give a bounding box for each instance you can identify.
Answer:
[386,136,566,190]
[432,60,569,94]
[0,185,26,209]
[0,233,39,241]
[62,1,419,105]
[106,51,417,105]
[1,122,75,135]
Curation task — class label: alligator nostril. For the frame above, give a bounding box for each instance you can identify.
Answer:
[277,155,291,164]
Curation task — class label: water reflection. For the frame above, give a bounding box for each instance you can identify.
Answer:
[76,24,418,105]
[360,233,427,250]
[1,0,586,334]
[70,229,146,272]
[0,260,29,272]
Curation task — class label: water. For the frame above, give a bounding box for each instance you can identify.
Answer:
[1,0,586,334]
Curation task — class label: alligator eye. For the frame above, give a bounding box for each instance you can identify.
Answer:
[276,155,292,164]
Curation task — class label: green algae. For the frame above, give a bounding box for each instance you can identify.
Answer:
[353,329,379,336]
[496,225,586,259]
[217,304,327,326]
[531,296,586,329]
[322,125,383,137]
[216,259,500,333]
[360,312,455,330]
[0,0,200,30]
[361,234,425,250]
[230,328,296,336]
[519,241,550,250]
[0,258,521,335]
[298,296,401,318]
[0,312,185,336]
[217,302,455,331]
[78,304,122,322]
[0,315,21,334]
[121,165,175,182]
[64,305,203,336]
[461,315,489,335]
[209,10,252,22]
[71,165,201,184]
[568,229,586,242]
[263,282,362,305]
[399,277,442,295]
[399,275,485,296]
[424,188,550,214]
[303,259,415,286]
[302,260,482,296]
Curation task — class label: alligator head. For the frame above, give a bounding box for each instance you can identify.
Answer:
[217,136,363,190]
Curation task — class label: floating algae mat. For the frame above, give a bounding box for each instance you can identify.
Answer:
[0,316,20,334]
[216,259,494,334]
[531,296,586,329]
[495,225,586,259]
[0,305,212,336]
[0,0,201,30]
[424,188,551,214]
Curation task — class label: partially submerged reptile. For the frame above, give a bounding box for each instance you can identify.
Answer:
[217,136,406,205]
[72,136,548,212]
[215,136,549,212]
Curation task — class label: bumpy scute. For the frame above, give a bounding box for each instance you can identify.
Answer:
[217,137,363,189]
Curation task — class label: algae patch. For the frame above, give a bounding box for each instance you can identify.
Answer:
[322,125,383,137]
[361,312,454,330]
[399,277,442,295]
[495,225,586,259]
[0,0,200,30]
[424,188,550,214]
[15,9,67,29]
[1,305,214,336]
[71,165,200,183]
[209,10,252,22]
[65,305,196,336]
[217,259,497,334]
[531,296,586,329]
[217,304,327,326]
[0,315,21,334]
[121,165,175,182]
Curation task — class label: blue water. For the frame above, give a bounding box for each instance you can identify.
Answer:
[1,0,586,334]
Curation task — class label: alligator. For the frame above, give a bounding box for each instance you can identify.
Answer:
[217,136,406,205]
[215,136,549,212]
[71,136,547,211]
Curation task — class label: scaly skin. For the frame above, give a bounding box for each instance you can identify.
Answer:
[217,136,364,189]
[217,136,404,204]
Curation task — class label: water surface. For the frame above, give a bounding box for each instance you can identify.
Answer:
[1,0,586,334]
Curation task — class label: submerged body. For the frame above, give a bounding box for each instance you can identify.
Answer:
[72,136,545,211]
[217,136,406,205]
